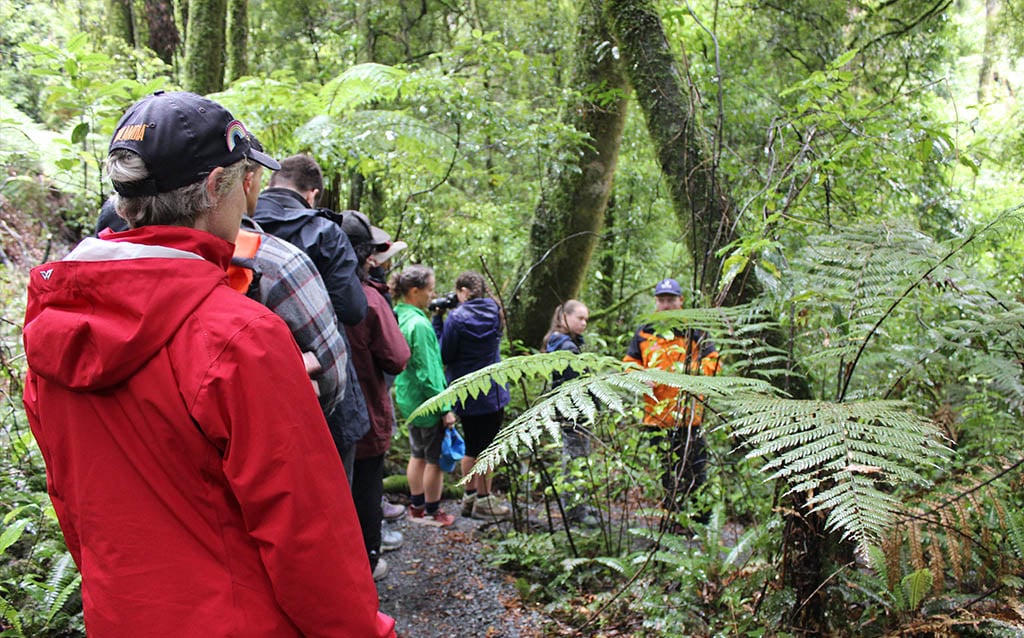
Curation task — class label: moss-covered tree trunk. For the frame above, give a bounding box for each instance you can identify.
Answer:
[508,0,629,349]
[605,1,829,633]
[176,0,189,45]
[108,0,136,48]
[183,0,226,95]
[143,0,180,65]
[225,0,248,82]
[605,0,732,300]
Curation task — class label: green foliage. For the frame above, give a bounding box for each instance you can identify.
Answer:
[731,398,949,552]
[410,350,774,478]
[13,33,171,235]
[211,72,320,154]
[4,0,1024,634]
[0,269,82,637]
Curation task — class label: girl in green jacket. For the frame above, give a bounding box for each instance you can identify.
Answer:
[391,265,456,527]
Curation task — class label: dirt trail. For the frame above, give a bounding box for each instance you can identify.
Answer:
[376,499,553,638]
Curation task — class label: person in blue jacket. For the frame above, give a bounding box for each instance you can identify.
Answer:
[542,299,595,526]
[434,271,512,521]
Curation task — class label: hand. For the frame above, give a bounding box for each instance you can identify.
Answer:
[310,378,321,398]
[302,351,322,377]
[442,412,456,428]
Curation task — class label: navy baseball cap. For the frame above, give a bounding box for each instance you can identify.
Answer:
[108,90,280,196]
[654,278,682,296]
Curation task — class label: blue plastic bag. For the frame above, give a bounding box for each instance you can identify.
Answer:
[439,427,465,473]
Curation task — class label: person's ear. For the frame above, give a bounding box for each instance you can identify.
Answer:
[205,167,225,201]
[242,170,256,195]
[304,188,320,207]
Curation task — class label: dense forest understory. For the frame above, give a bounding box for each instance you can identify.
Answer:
[4,0,1024,636]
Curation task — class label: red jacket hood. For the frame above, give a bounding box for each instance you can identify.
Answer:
[23,226,235,391]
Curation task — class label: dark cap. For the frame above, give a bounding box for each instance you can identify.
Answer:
[108,91,281,196]
[654,278,682,296]
[340,210,390,246]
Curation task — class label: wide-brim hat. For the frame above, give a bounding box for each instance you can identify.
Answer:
[374,240,407,263]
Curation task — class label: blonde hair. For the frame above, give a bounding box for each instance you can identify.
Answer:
[542,299,587,350]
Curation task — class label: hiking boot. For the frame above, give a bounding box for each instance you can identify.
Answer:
[408,504,426,520]
[381,525,403,552]
[372,557,389,581]
[410,508,456,527]
[382,497,406,521]
[460,492,477,517]
[471,495,511,522]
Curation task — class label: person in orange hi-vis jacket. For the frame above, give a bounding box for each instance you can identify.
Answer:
[624,278,721,521]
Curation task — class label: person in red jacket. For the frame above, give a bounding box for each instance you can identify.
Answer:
[21,91,395,638]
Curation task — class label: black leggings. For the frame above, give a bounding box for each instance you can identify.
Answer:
[351,454,385,569]
[460,410,505,458]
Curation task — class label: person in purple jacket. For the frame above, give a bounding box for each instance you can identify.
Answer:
[434,271,512,521]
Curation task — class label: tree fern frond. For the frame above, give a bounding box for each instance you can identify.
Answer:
[408,352,622,421]
[43,552,80,625]
[456,359,777,478]
[319,62,408,113]
[730,397,950,550]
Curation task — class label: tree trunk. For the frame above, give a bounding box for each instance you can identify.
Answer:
[225,0,248,82]
[978,0,1000,102]
[176,0,189,45]
[508,0,629,349]
[606,0,733,300]
[183,0,226,94]
[143,0,180,65]
[605,1,828,633]
[108,0,137,48]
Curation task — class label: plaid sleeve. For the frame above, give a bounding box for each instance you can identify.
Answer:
[255,235,348,416]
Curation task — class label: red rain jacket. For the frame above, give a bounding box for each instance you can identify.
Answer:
[22,226,394,638]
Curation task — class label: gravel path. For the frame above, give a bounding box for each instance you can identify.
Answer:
[375,499,553,638]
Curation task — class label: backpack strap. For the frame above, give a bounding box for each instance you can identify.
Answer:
[227,229,263,297]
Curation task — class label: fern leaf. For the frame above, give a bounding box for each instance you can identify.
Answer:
[901,568,933,611]
[731,397,949,551]
[407,352,621,421]
[43,552,80,624]
[319,63,408,113]
[0,592,25,636]
[463,360,776,477]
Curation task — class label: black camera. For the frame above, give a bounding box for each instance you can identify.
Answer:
[428,292,459,312]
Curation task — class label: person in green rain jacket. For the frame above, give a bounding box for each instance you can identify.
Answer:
[391,265,457,527]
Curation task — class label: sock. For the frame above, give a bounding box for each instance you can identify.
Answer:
[425,500,440,515]
[411,493,425,508]
[465,490,477,499]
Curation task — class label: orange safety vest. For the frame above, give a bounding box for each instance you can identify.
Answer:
[226,229,262,295]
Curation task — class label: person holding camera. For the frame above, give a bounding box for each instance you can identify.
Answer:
[391,265,457,527]
[433,271,512,521]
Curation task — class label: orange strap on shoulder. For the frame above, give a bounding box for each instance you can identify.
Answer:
[227,229,262,293]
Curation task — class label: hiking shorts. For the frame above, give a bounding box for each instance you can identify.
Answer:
[409,418,446,464]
